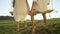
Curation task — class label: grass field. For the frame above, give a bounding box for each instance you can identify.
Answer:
[0,18,60,34]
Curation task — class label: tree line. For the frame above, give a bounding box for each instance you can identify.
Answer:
[0,16,14,20]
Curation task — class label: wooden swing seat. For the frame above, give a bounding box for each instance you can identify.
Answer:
[31,9,54,15]
[10,9,53,16]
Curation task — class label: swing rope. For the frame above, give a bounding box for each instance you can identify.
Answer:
[49,0,53,17]
[51,0,53,9]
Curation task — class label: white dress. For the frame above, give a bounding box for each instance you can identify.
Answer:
[33,0,50,13]
[13,0,28,22]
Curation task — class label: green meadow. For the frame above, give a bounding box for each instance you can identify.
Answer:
[0,18,60,34]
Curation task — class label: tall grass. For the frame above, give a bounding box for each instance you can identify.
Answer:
[0,18,60,34]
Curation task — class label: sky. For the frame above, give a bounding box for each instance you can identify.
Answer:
[0,0,60,20]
